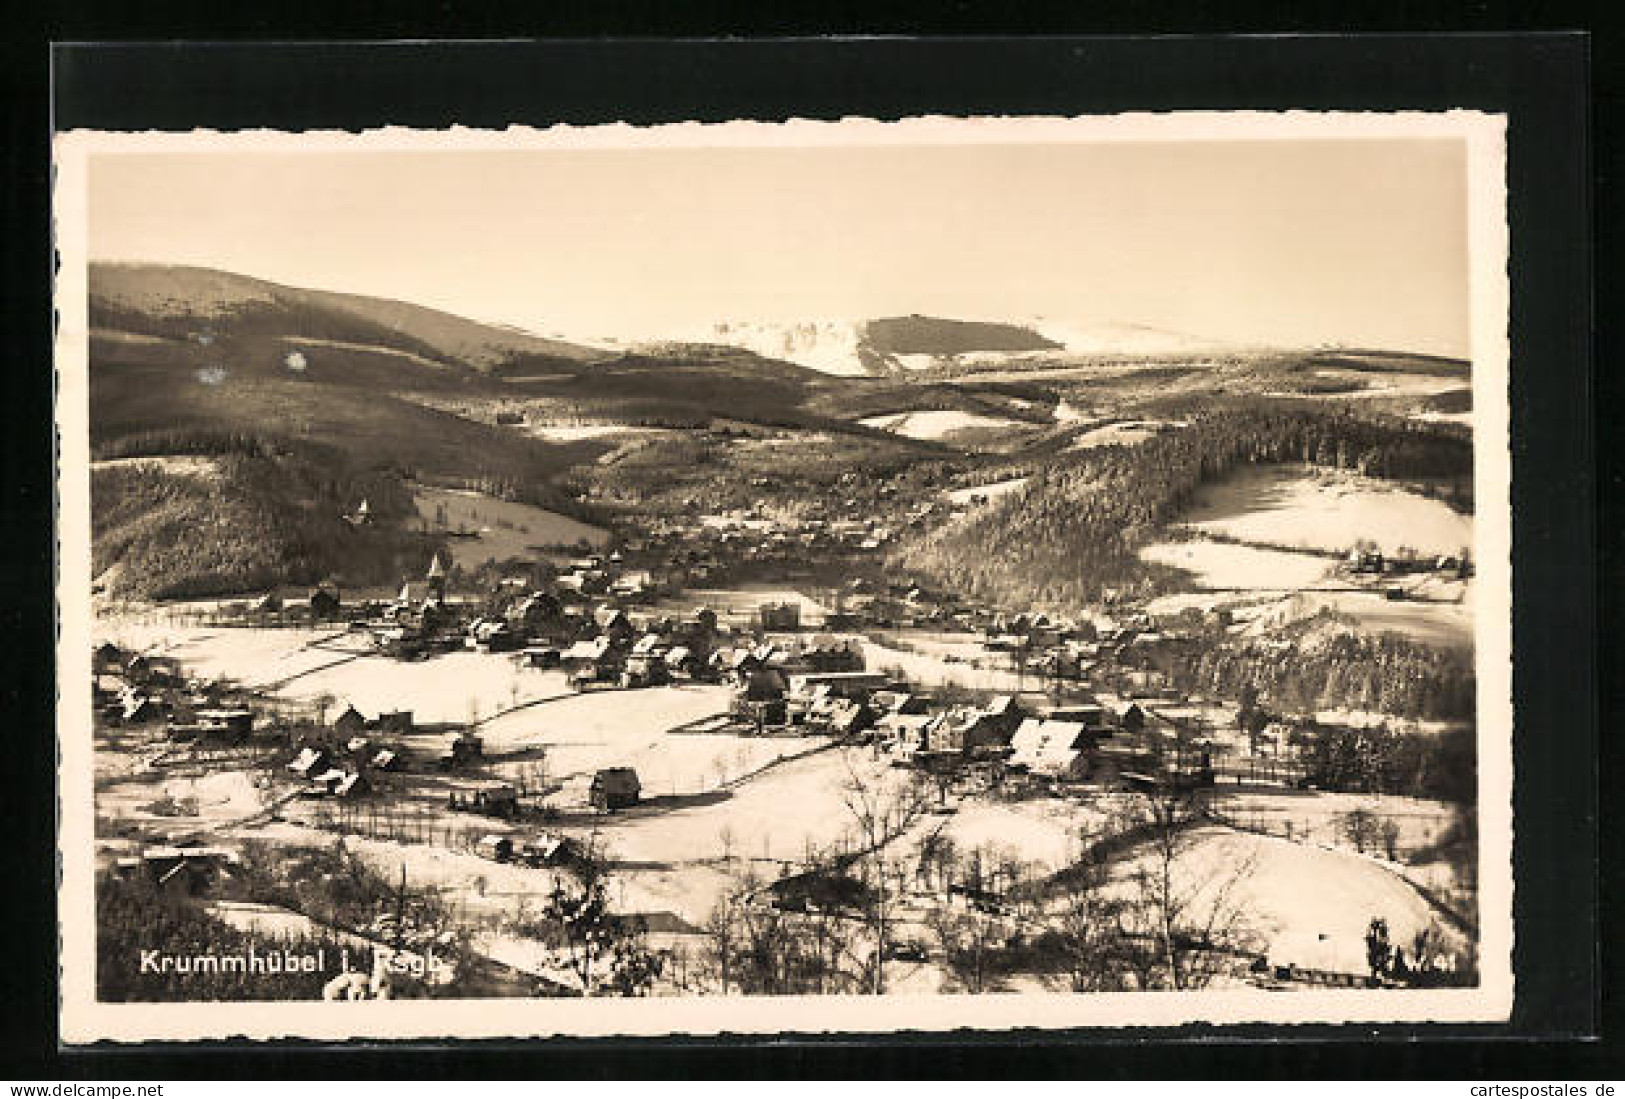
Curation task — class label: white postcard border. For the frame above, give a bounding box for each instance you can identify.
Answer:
[53,110,1513,1042]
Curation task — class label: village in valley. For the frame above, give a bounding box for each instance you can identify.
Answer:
[91,326,1482,1000]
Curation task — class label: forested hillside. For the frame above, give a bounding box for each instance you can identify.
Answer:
[93,437,444,599]
[894,406,1473,611]
[1170,626,1476,723]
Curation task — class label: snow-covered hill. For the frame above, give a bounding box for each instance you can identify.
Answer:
[655,319,869,376]
[580,313,1252,378]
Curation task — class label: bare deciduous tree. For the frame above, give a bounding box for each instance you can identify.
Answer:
[1112,785,1259,991]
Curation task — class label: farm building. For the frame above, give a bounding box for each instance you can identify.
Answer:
[1046,702,1110,730]
[610,570,656,600]
[374,709,413,734]
[589,767,641,811]
[438,731,484,770]
[562,636,616,667]
[195,708,254,740]
[310,584,341,619]
[827,699,876,739]
[332,704,370,734]
[93,674,123,706]
[475,834,514,863]
[332,772,370,798]
[979,695,1027,739]
[927,706,1015,757]
[621,652,672,688]
[308,767,367,797]
[872,691,931,716]
[1265,930,1376,987]
[757,602,802,632]
[797,635,864,673]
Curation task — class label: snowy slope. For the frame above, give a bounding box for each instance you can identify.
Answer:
[586,314,1249,377]
[678,319,869,376]
[1025,317,1240,357]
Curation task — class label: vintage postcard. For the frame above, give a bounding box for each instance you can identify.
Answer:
[54,111,1512,1042]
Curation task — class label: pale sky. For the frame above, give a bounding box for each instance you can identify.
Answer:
[88,139,1471,356]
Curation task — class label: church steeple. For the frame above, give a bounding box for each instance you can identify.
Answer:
[426,552,447,599]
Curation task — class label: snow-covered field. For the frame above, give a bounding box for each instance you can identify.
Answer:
[1067,420,1175,450]
[1211,788,1459,859]
[95,620,576,722]
[1180,466,1471,557]
[525,424,640,441]
[476,685,794,797]
[1141,541,1337,590]
[1309,371,1468,401]
[414,486,610,567]
[859,410,1024,441]
[861,639,1028,692]
[933,796,1107,871]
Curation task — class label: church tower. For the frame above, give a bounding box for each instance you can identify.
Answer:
[426,552,447,600]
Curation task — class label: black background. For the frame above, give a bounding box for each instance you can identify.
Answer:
[3,21,1608,1081]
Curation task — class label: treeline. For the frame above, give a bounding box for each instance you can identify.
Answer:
[1295,723,1476,804]
[1168,629,1476,722]
[93,446,444,599]
[894,407,1473,611]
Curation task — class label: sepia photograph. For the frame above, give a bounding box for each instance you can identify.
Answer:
[53,111,1513,1042]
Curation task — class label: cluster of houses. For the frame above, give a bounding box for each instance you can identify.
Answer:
[281,703,426,799]
[94,643,259,743]
[873,692,1212,790]
[109,845,238,898]
[723,656,1219,791]
[1344,546,1473,579]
